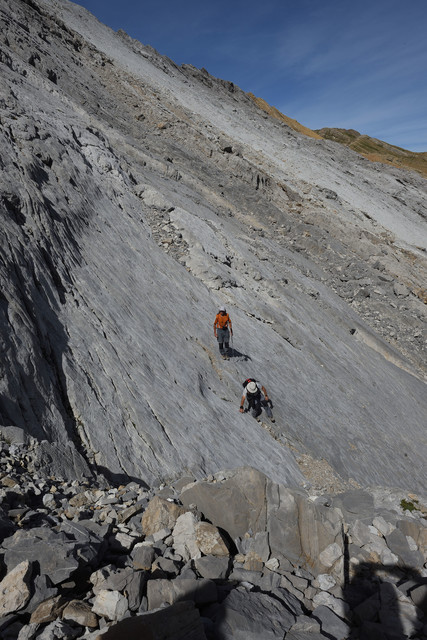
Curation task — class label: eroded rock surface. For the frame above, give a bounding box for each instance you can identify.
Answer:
[0,0,426,495]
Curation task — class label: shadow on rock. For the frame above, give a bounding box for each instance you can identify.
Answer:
[344,555,427,639]
[228,348,251,361]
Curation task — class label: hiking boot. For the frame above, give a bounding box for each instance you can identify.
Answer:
[270,417,275,423]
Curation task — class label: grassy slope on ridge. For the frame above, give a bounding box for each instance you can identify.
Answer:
[317,127,427,179]
[248,94,427,179]
[247,93,322,140]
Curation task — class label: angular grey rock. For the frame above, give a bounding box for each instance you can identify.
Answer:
[194,556,231,580]
[267,482,344,575]
[270,587,305,617]
[153,556,181,577]
[214,588,296,639]
[172,512,201,561]
[23,574,58,615]
[349,519,378,546]
[141,496,186,536]
[32,620,81,640]
[379,581,423,638]
[180,468,267,540]
[131,545,155,570]
[332,490,374,524]
[0,560,32,616]
[409,584,427,614]
[3,528,80,585]
[289,615,322,633]
[256,569,282,592]
[393,282,410,297]
[312,605,350,639]
[90,565,146,611]
[396,519,427,557]
[0,426,31,446]
[385,528,425,567]
[61,600,98,628]
[92,589,129,621]
[147,577,217,610]
[229,567,263,584]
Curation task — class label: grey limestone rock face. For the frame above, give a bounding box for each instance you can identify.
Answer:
[214,588,296,639]
[0,0,426,498]
[180,467,268,540]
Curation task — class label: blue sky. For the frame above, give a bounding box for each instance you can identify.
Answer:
[73,0,427,152]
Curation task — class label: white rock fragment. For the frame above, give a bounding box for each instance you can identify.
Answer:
[0,561,32,616]
[319,543,342,568]
[92,589,128,621]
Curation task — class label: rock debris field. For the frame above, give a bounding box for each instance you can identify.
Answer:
[0,430,427,640]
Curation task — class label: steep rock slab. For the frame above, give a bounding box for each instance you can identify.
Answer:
[0,0,426,493]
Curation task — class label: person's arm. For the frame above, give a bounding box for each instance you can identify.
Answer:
[261,385,269,401]
[213,316,218,338]
[239,394,245,412]
[229,316,233,335]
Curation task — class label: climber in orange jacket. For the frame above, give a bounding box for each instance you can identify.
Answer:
[214,306,233,359]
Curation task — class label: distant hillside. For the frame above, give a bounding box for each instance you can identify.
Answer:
[316,128,427,179]
[247,93,322,140]
[248,94,427,179]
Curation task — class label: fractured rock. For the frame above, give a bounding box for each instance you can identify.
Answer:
[180,468,267,540]
[62,600,98,628]
[214,588,296,639]
[92,590,129,621]
[0,560,32,616]
[141,496,186,536]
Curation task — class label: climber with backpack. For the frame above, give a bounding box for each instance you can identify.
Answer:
[213,306,233,359]
[239,378,275,422]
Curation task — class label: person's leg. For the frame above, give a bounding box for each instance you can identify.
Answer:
[217,329,225,355]
[262,399,274,421]
[224,329,230,356]
[251,398,262,419]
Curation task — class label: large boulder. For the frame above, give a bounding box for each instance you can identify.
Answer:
[180,468,268,540]
[267,483,344,577]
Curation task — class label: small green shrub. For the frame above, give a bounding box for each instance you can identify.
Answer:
[400,498,419,513]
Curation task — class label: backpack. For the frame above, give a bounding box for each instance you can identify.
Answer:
[216,313,230,329]
[242,378,256,388]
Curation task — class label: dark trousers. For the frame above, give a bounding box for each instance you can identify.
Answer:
[217,328,230,355]
[248,396,273,419]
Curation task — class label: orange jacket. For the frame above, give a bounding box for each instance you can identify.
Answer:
[214,312,232,331]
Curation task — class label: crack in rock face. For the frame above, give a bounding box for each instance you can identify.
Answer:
[0,0,426,499]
